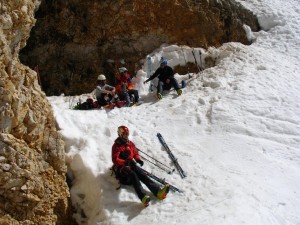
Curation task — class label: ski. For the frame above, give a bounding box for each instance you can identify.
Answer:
[140,167,183,193]
[181,47,192,79]
[199,49,203,72]
[157,133,187,178]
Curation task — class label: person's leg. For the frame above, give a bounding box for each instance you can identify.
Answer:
[157,81,164,95]
[119,91,130,106]
[119,166,146,200]
[97,96,109,106]
[134,167,160,195]
[127,90,135,103]
[133,90,139,103]
[170,77,182,95]
[157,81,164,99]
[128,89,139,103]
[170,77,180,90]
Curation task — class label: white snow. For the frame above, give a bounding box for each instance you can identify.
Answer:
[48,0,300,224]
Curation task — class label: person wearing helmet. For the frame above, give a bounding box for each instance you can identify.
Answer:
[115,67,140,106]
[112,126,170,207]
[144,57,182,99]
[95,74,116,107]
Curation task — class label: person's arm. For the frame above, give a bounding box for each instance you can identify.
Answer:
[131,142,144,166]
[144,68,160,83]
[112,145,126,166]
[101,85,115,95]
[130,142,140,161]
[110,86,116,95]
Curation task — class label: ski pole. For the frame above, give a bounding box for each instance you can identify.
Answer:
[137,148,175,172]
[140,155,174,174]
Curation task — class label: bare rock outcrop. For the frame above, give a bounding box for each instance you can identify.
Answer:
[0,1,72,224]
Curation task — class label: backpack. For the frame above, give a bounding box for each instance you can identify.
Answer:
[110,165,132,189]
[74,98,99,110]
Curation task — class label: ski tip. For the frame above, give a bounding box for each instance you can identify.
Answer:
[181,172,187,178]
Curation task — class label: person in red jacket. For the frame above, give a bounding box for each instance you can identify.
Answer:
[112,126,169,207]
[115,67,140,106]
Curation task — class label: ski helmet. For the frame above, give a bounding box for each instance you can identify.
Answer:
[117,126,129,140]
[119,67,128,73]
[160,57,167,65]
[97,74,106,81]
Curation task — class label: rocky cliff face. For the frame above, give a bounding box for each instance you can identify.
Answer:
[20,0,259,96]
[0,1,72,224]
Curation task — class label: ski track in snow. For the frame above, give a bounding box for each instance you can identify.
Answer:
[48,0,300,224]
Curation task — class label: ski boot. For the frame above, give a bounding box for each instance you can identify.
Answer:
[176,89,182,96]
[115,100,126,108]
[157,184,170,200]
[142,195,151,207]
[157,93,163,100]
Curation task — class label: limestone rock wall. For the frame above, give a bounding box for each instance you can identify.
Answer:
[20,0,259,96]
[0,1,72,224]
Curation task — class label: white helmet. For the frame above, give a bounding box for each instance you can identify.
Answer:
[97,74,106,81]
[119,67,128,73]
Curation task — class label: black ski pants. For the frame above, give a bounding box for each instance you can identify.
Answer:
[117,165,160,200]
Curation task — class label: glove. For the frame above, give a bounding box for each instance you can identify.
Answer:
[119,150,130,160]
[136,159,144,167]
[125,159,136,168]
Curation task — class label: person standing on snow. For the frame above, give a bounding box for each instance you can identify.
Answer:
[112,126,170,207]
[115,67,140,106]
[143,57,182,99]
[95,74,115,107]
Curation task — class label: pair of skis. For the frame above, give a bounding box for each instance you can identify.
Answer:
[157,133,187,179]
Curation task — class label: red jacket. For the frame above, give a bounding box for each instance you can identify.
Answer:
[115,72,134,94]
[112,138,141,167]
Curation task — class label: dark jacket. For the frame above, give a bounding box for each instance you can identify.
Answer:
[146,65,174,83]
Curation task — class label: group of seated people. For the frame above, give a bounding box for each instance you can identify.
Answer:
[95,57,183,108]
[95,67,140,108]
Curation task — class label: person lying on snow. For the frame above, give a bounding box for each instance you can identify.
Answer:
[143,57,182,100]
[115,67,140,107]
[112,126,170,207]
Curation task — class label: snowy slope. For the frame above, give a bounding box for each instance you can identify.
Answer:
[48,0,300,224]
